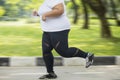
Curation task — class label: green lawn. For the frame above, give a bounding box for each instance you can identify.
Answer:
[0,20,120,56]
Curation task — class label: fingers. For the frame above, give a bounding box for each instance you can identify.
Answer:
[33,10,46,21]
[33,10,38,16]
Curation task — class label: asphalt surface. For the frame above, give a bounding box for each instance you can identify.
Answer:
[0,66,120,80]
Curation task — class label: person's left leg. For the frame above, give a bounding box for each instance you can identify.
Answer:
[50,30,94,68]
[50,30,88,58]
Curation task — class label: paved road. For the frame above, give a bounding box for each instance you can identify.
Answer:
[0,66,120,80]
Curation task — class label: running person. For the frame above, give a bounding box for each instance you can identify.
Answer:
[33,0,94,79]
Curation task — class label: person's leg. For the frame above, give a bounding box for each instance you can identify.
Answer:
[50,30,94,68]
[42,32,54,73]
[39,32,57,79]
[50,30,88,58]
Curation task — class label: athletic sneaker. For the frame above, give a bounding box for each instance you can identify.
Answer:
[39,72,57,79]
[86,53,94,68]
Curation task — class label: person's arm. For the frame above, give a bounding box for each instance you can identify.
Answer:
[42,3,64,21]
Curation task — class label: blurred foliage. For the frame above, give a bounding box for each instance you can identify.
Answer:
[0,0,119,18]
[6,0,20,4]
[0,0,43,18]
[0,6,5,16]
[0,0,120,56]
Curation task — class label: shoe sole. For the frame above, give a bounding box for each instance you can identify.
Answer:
[39,77,57,79]
[39,78,57,79]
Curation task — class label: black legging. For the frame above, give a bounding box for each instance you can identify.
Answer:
[42,30,88,73]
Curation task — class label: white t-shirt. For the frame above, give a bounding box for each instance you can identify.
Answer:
[38,0,70,32]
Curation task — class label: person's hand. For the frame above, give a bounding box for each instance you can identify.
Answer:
[42,14,46,21]
[33,10,38,16]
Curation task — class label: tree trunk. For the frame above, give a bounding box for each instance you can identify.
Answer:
[81,0,89,29]
[98,15,112,38]
[85,0,112,38]
[71,0,79,24]
[110,0,120,26]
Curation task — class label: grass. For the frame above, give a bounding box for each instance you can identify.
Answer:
[0,19,120,56]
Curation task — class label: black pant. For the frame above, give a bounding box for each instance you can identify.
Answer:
[42,30,88,73]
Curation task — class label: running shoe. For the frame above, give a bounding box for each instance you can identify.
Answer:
[86,53,94,68]
[39,72,57,79]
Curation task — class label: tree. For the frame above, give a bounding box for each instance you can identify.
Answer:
[0,7,5,17]
[0,0,5,6]
[0,0,6,16]
[3,0,24,17]
[71,0,79,24]
[85,0,112,38]
[109,0,120,26]
[1,0,42,18]
[81,0,89,29]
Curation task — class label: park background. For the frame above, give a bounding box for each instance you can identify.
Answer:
[0,0,120,57]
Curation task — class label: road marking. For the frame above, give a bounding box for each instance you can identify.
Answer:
[10,72,105,76]
[10,73,46,76]
[0,76,10,78]
[73,72,105,75]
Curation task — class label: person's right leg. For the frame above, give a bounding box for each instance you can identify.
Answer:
[39,32,57,79]
[42,32,54,73]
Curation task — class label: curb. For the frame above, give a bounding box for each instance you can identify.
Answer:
[0,56,120,67]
